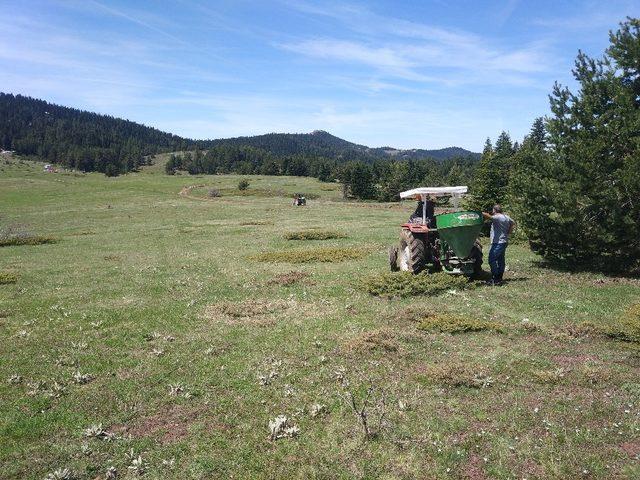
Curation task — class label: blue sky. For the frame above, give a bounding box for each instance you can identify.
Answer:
[2,0,638,151]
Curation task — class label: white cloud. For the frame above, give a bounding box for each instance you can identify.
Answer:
[278,1,555,86]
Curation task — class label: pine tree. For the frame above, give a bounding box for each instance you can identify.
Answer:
[512,18,640,270]
[469,134,514,212]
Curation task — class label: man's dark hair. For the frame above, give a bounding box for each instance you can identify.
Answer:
[493,204,503,213]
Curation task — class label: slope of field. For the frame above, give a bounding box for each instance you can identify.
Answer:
[1,156,639,479]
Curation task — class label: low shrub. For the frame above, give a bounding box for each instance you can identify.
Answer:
[417,313,504,334]
[0,234,57,247]
[251,246,368,263]
[207,188,221,198]
[284,229,346,241]
[238,179,250,191]
[605,304,640,343]
[0,272,17,284]
[362,271,470,297]
[0,225,58,247]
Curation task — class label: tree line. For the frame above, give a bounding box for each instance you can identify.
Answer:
[165,146,478,202]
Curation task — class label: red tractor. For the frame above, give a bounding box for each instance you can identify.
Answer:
[389,187,483,275]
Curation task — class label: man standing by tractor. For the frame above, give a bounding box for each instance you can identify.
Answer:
[483,204,515,286]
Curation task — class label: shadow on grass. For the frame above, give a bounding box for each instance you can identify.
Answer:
[531,258,640,279]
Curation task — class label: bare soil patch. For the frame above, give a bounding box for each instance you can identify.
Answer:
[113,404,208,444]
[462,453,488,480]
[552,354,596,368]
[619,439,640,459]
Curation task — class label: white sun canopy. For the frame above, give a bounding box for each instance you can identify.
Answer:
[399,186,468,199]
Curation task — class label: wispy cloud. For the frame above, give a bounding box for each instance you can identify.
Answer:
[83,0,187,44]
[278,1,555,86]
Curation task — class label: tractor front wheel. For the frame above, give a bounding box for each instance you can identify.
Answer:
[398,229,426,274]
[389,246,399,271]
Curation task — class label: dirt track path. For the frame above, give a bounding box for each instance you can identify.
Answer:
[178,184,206,201]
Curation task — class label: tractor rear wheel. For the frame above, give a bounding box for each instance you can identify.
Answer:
[398,229,426,274]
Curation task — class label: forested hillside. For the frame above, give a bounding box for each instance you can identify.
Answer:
[206,130,480,162]
[0,93,479,178]
[0,93,190,175]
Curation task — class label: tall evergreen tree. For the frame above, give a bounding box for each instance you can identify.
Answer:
[511,18,640,270]
[469,134,514,212]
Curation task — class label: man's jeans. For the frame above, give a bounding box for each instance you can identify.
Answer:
[488,242,507,282]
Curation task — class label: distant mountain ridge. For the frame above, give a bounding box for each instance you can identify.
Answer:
[209,130,480,162]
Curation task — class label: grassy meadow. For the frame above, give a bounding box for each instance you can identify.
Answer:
[1,155,639,479]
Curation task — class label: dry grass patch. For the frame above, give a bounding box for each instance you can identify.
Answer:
[417,312,504,334]
[392,306,434,323]
[420,361,494,388]
[552,321,601,339]
[342,328,400,354]
[267,271,313,286]
[284,229,346,241]
[0,271,17,285]
[251,246,368,263]
[202,299,295,326]
[531,367,568,385]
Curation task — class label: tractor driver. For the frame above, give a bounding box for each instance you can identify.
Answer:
[409,194,436,228]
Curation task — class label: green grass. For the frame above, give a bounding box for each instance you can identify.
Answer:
[417,312,504,333]
[251,246,369,263]
[1,156,640,479]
